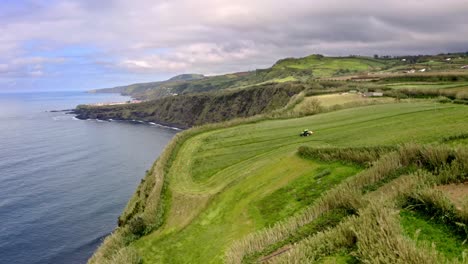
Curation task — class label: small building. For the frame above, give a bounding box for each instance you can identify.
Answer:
[446,58,452,61]
[461,65,468,69]
[363,92,384,97]
[419,68,427,72]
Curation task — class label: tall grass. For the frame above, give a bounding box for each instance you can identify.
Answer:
[274,203,445,264]
[351,203,444,264]
[274,217,357,263]
[227,144,468,263]
[298,146,396,165]
[385,88,468,105]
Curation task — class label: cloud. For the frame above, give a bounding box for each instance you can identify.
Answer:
[0,56,65,78]
[1,0,468,89]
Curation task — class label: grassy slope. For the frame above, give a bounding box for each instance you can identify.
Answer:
[129,102,468,263]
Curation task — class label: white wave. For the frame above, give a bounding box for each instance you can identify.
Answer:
[52,115,73,121]
[149,122,182,131]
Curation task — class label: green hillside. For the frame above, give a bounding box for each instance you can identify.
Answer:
[88,55,385,99]
[90,53,468,101]
[88,99,468,264]
[272,54,395,77]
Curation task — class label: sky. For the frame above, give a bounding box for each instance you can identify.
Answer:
[1,0,468,91]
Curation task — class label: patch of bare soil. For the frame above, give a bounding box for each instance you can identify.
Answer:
[436,182,468,210]
[259,246,291,263]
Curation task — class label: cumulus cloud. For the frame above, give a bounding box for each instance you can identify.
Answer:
[1,0,468,89]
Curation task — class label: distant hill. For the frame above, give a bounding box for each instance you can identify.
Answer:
[168,74,205,81]
[90,53,468,100]
[89,55,399,99]
[89,74,205,100]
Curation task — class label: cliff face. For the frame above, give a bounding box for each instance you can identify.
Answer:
[74,83,306,128]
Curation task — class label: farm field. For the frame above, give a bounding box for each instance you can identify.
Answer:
[273,55,395,77]
[295,93,395,110]
[120,102,468,263]
[385,82,468,90]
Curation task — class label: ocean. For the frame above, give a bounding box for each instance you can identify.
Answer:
[0,91,177,264]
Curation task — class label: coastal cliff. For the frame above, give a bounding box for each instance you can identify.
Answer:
[74,82,306,128]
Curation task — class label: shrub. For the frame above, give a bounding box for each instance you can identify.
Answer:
[292,98,323,116]
[128,216,146,236]
[437,96,452,103]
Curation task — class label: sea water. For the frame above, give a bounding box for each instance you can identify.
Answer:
[0,91,177,264]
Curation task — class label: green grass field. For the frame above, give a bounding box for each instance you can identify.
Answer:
[273,55,394,77]
[122,102,468,263]
[385,82,468,90]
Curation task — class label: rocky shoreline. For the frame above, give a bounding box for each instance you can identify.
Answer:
[68,109,185,130]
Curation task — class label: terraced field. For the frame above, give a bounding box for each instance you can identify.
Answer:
[121,102,468,263]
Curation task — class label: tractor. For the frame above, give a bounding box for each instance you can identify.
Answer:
[300,129,314,137]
